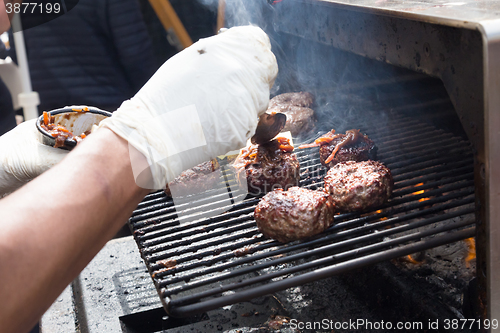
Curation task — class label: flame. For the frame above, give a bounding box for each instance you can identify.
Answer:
[412,183,425,195]
[465,237,476,268]
[412,183,430,202]
[376,210,388,221]
[405,254,424,265]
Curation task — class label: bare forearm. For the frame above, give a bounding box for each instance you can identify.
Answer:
[0,128,149,333]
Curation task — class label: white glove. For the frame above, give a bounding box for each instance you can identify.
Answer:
[0,120,69,197]
[97,25,278,190]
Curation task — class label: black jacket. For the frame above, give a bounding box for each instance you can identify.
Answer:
[17,0,157,113]
[0,78,16,135]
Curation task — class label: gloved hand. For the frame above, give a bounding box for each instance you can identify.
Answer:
[0,119,69,197]
[98,25,278,189]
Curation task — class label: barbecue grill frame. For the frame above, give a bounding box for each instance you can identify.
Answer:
[483,21,500,325]
[129,113,477,318]
[271,0,500,321]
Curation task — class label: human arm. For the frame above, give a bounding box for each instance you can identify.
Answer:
[0,127,150,333]
[0,25,277,196]
[0,25,277,333]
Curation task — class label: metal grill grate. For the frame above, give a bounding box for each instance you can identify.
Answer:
[128,114,475,317]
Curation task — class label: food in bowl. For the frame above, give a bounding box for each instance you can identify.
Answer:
[40,110,90,148]
[37,107,112,150]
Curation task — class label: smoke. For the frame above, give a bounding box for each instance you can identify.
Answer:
[196,0,272,28]
[195,0,432,139]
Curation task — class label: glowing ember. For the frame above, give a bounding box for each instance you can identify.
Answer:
[405,254,424,265]
[465,237,476,268]
[375,210,388,221]
[412,183,430,202]
[412,183,425,195]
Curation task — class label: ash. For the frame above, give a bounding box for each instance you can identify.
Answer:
[271,254,476,333]
[393,238,477,315]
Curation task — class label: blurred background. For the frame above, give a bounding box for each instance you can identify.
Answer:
[0,0,218,135]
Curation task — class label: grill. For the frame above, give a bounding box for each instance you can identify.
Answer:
[128,110,475,317]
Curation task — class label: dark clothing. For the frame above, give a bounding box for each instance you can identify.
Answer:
[138,0,217,67]
[0,78,16,136]
[169,0,217,42]
[0,39,16,136]
[18,0,156,113]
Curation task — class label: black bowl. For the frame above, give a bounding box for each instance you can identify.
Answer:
[36,106,112,150]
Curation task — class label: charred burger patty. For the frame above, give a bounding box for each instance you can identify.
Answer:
[165,160,219,197]
[272,104,316,136]
[232,138,300,195]
[254,187,335,243]
[268,91,315,109]
[318,129,377,168]
[323,160,393,213]
[268,92,316,137]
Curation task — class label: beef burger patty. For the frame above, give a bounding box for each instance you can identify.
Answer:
[255,187,335,243]
[318,129,377,168]
[268,92,316,137]
[324,160,393,213]
[233,138,300,195]
[165,160,219,197]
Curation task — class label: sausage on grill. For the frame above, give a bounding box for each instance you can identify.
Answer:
[323,160,393,213]
[254,187,335,243]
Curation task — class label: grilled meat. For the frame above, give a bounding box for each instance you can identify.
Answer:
[254,187,335,243]
[324,160,393,213]
[318,129,377,168]
[269,105,316,137]
[268,92,315,109]
[165,160,219,197]
[232,138,300,195]
[268,92,316,137]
